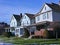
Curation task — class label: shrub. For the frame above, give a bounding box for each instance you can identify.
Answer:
[43,30,48,38]
[3,32,12,38]
[23,28,30,38]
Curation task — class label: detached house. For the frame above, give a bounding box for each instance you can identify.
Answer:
[15,13,36,37]
[10,13,22,35]
[34,3,60,37]
[35,3,60,23]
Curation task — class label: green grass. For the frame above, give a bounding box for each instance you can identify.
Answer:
[0,36,60,45]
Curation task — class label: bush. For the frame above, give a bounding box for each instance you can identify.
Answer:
[3,32,12,38]
[23,28,30,38]
[43,30,48,38]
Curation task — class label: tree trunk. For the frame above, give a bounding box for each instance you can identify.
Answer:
[56,32,58,40]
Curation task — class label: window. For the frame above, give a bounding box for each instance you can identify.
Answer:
[20,28,24,35]
[27,21,28,24]
[37,16,40,21]
[43,13,46,19]
[43,13,49,20]
[22,22,24,26]
[11,27,15,31]
[16,29,19,33]
[47,13,49,19]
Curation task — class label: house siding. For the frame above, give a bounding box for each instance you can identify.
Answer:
[10,16,17,27]
[30,18,35,24]
[21,15,30,26]
[53,11,60,21]
[41,4,52,13]
[35,3,53,23]
[15,26,24,37]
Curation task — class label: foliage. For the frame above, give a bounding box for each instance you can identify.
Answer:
[23,28,30,38]
[43,30,48,38]
[3,32,12,38]
[53,22,60,39]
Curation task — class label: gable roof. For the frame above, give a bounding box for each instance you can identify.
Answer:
[25,13,35,19]
[46,3,60,12]
[35,3,60,16]
[13,14,22,22]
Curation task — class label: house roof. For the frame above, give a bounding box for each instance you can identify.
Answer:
[25,13,35,19]
[35,3,60,16]
[46,3,60,12]
[13,14,22,21]
[26,21,50,27]
[0,22,9,29]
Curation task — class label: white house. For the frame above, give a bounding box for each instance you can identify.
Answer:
[10,13,22,35]
[33,3,60,37]
[15,26,24,37]
[21,13,36,35]
[15,13,36,37]
[35,3,60,23]
[21,13,35,26]
[34,3,60,35]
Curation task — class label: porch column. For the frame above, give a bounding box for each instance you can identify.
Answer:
[30,32,31,36]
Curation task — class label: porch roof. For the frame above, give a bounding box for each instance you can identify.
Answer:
[27,21,50,27]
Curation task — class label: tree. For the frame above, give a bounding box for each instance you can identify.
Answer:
[53,22,60,40]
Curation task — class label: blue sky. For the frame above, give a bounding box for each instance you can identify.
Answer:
[0,0,59,24]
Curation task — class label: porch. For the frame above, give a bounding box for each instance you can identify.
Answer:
[28,21,50,38]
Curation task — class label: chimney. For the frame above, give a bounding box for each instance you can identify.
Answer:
[20,13,22,17]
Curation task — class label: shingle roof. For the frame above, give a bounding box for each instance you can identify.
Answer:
[46,3,60,12]
[13,14,22,21]
[25,13,35,18]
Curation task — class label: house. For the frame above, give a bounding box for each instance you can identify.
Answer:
[10,13,22,35]
[35,3,60,23]
[15,13,36,37]
[5,25,10,32]
[21,13,35,26]
[34,3,60,38]
[0,22,9,35]
[10,2,60,38]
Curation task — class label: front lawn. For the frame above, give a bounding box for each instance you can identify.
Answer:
[0,36,60,45]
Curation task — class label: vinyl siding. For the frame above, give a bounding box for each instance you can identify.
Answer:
[53,11,60,21]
